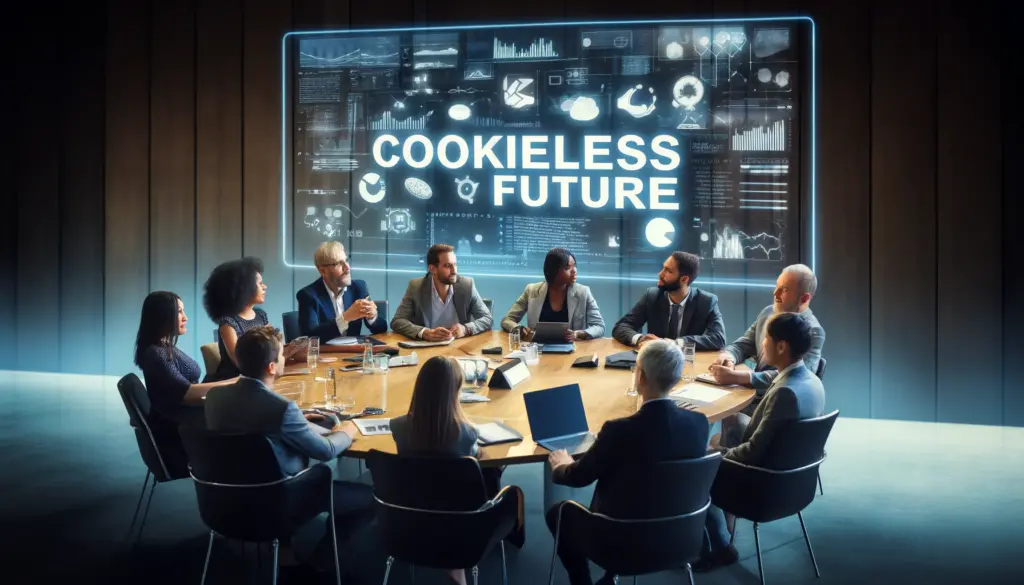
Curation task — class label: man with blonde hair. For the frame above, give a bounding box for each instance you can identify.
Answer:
[296,241,387,340]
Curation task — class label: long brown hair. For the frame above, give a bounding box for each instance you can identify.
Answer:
[406,356,469,450]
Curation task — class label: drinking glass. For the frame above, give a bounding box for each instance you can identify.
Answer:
[307,339,320,377]
[679,339,697,381]
[475,359,489,387]
[509,329,521,352]
[521,342,540,366]
[461,360,477,388]
[375,354,390,373]
[336,380,356,411]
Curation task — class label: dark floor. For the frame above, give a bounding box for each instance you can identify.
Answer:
[2,371,1023,584]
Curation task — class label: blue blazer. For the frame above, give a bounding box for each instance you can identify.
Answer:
[296,278,388,340]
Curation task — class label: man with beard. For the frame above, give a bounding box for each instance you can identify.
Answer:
[708,263,825,392]
[612,251,726,350]
[391,243,493,341]
[296,241,388,340]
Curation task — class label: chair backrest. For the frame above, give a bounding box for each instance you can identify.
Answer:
[281,311,300,342]
[366,450,489,511]
[375,300,389,323]
[482,298,493,316]
[558,454,722,576]
[179,426,330,541]
[116,373,172,481]
[711,410,839,523]
[365,450,518,569]
[815,357,827,380]
[200,343,221,377]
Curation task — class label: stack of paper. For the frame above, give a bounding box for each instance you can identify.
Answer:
[671,384,732,403]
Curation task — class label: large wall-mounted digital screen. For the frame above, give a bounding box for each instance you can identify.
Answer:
[283,18,814,286]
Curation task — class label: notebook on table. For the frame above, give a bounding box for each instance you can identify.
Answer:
[475,421,523,446]
[523,383,596,455]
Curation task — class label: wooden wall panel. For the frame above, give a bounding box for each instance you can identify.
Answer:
[1002,2,1023,427]
[196,0,243,353]
[808,0,872,416]
[15,2,61,372]
[150,0,198,359]
[60,2,107,375]
[869,2,937,420]
[243,0,292,329]
[0,4,19,370]
[936,0,1003,425]
[104,0,151,375]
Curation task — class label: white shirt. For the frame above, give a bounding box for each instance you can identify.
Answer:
[632,291,688,346]
[324,280,349,335]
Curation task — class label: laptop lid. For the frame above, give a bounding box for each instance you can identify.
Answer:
[533,321,569,343]
[523,383,590,442]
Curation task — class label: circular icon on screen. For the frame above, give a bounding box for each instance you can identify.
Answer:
[645,218,676,248]
[358,172,386,204]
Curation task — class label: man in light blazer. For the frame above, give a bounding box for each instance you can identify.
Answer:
[501,248,605,340]
[612,251,726,349]
[709,264,825,395]
[694,312,825,573]
[391,243,493,340]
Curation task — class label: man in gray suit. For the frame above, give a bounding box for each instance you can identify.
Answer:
[694,312,826,573]
[391,243,493,340]
[612,251,726,349]
[204,325,372,574]
[709,263,825,394]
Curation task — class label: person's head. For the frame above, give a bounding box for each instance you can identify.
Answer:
[134,291,185,366]
[761,312,813,369]
[657,251,700,293]
[774,264,817,313]
[427,243,458,286]
[543,248,577,287]
[235,325,286,381]
[406,356,467,450]
[314,241,351,291]
[634,339,685,399]
[202,257,266,320]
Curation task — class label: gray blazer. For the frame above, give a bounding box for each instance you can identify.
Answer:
[724,305,826,393]
[726,363,825,465]
[390,275,493,338]
[500,282,606,339]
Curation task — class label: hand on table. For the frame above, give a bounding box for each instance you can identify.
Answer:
[565,330,583,342]
[548,449,573,469]
[422,327,454,341]
[708,364,746,385]
[343,299,375,322]
[450,323,469,339]
[636,334,659,348]
[304,411,341,428]
[283,342,305,359]
[712,352,736,368]
[519,327,533,341]
[335,420,359,439]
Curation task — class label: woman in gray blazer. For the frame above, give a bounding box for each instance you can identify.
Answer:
[501,248,606,340]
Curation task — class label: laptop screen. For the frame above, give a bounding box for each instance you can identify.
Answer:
[523,384,590,441]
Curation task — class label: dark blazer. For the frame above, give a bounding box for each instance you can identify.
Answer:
[390,275,492,338]
[295,278,388,340]
[204,377,353,476]
[612,286,726,350]
[551,398,709,515]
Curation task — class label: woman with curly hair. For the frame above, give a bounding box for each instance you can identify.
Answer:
[203,257,301,381]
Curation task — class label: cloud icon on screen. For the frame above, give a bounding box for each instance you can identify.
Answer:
[569,97,599,121]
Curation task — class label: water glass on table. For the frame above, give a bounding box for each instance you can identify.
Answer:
[509,328,521,352]
[677,339,696,381]
[307,338,320,377]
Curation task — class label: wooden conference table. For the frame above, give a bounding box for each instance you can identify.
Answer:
[279,331,755,467]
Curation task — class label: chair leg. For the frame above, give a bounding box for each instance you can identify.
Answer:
[472,566,479,585]
[257,543,262,568]
[632,576,637,585]
[753,523,765,585]
[382,556,394,585]
[685,563,695,585]
[126,471,151,537]
[408,565,416,584]
[798,512,821,578]
[271,539,280,585]
[500,541,508,585]
[548,510,562,585]
[817,471,824,495]
[330,496,342,585]
[199,531,215,585]
[134,480,158,547]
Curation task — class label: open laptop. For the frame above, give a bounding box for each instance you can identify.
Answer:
[523,383,597,455]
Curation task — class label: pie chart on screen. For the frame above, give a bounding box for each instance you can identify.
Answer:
[645,218,675,248]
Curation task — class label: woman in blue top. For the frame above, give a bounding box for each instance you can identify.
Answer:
[202,257,302,381]
[134,291,237,433]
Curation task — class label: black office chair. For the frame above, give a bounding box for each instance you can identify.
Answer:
[179,428,342,585]
[483,298,494,316]
[281,311,300,343]
[366,450,523,585]
[814,358,827,495]
[711,410,839,585]
[116,373,191,545]
[548,453,721,585]
[374,300,389,324]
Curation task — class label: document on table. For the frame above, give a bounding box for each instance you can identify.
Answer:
[671,384,732,403]
[354,418,392,436]
[326,337,359,346]
[397,338,454,348]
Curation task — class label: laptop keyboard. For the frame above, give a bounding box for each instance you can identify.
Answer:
[543,433,596,453]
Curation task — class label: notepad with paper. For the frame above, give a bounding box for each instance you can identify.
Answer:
[474,421,523,446]
[671,384,732,403]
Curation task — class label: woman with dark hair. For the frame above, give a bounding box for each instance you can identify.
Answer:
[134,291,236,428]
[389,356,508,585]
[500,247,605,341]
[202,257,303,381]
